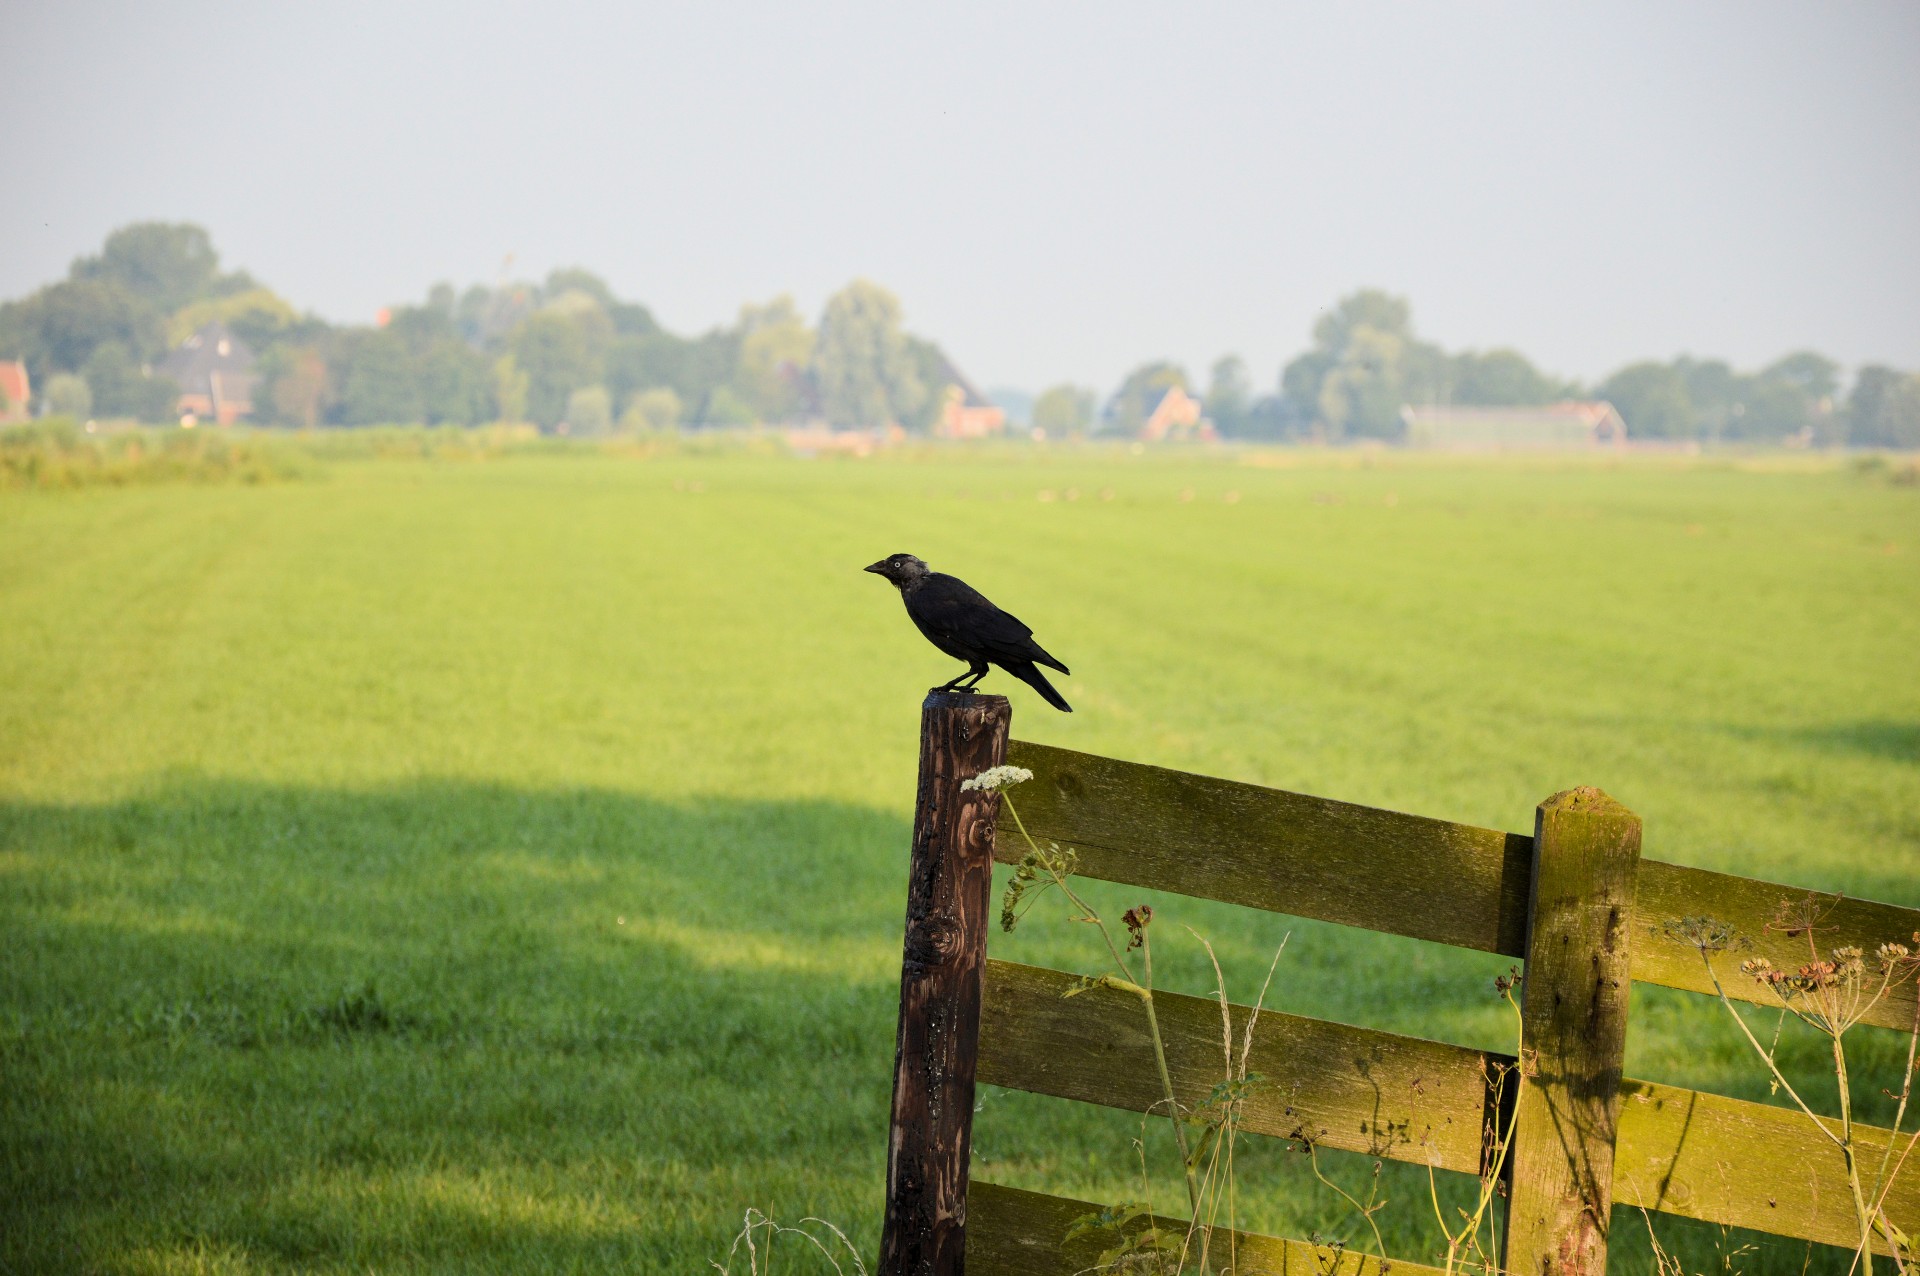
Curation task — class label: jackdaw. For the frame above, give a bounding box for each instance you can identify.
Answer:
[865,553,1072,712]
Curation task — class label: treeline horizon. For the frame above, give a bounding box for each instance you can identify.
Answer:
[2,222,1916,447]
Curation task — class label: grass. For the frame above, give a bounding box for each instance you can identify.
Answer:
[1,445,1916,1273]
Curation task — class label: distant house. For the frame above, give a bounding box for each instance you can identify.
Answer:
[930,354,1007,439]
[0,361,28,422]
[156,321,257,424]
[1140,384,1207,441]
[1399,401,1627,450]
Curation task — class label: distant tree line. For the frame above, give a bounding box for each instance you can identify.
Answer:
[0,223,966,433]
[1031,289,1920,447]
[2,228,1916,447]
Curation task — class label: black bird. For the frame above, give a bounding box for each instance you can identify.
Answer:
[865,553,1072,712]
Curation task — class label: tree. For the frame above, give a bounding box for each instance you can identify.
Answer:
[510,311,607,428]
[1204,356,1252,436]
[1031,384,1094,436]
[493,355,529,424]
[338,330,423,424]
[564,385,613,435]
[1279,349,1335,422]
[45,373,92,419]
[1451,349,1561,405]
[1763,351,1840,401]
[0,279,159,380]
[167,288,298,350]
[1311,289,1413,351]
[1846,366,1920,447]
[419,341,492,425]
[83,342,176,420]
[543,267,616,309]
[813,280,925,428]
[733,295,814,421]
[1105,362,1187,434]
[70,222,221,313]
[1317,326,1407,440]
[1596,362,1694,439]
[259,346,329,429]
[1280,289,1441,434]
[701,385,758,426]
[1673,357,1739,440]
[621,387,682,432]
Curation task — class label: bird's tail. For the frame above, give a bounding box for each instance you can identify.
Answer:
[1007,661,1072,713]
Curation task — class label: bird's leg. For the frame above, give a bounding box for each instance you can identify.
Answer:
[933,662,990,694]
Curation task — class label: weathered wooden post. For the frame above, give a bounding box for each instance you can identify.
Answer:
[878,692,1011,1276]
[1502,786,1643,1276]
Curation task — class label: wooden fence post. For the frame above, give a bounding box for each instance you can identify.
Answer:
[1502,787,1642,1276]
[878,692,1011,1276]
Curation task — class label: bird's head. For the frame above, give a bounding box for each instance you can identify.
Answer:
[864,553,930,588]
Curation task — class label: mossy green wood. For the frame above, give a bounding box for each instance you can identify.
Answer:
[1502,788,1641,1276]
[1615,1078,1919,1255]
[978,960,1495,1175]
[977,961,1918,1251]
[966,1180,1447,1276]
[1634,859,1920,1033]
[1000,740,1533,955]
[999,742,1919,1032]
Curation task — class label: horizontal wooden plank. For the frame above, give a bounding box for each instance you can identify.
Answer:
[980,960,1919,1252]
[979,960,1495,1176]
[999,740,1534,957]
[1617,1078,1918,1256]
[1633,860,1919,1033]
[1000,741,1920,1031]
[968,1179,1446,1276]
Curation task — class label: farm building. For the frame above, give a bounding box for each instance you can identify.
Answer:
[0,360,27,422]
[157,321,257,424]
[1399,400,1626,449]
[930,353,1007,438]
[1139,384,1209,441]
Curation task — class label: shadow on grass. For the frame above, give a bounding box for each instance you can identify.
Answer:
[0,777,1904,1275]
[0,778,915,1273]
[1791,719,1920,767]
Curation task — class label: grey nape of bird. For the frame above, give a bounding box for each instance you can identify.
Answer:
[864,552,1072,712]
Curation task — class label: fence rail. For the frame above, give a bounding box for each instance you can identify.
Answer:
[878,697,1920,1276]
[976,960,1917,1255]
[997,741,1920,1033]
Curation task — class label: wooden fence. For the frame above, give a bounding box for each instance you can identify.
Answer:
[877,694,1919,1276]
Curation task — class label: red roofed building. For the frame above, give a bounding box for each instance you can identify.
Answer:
[0,361,28,422]
[930,352,1007,439]
[1140,384,1208,440]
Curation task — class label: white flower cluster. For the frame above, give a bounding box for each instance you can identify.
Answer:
[960,765,1033,793]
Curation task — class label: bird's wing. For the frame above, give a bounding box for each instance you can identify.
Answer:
[909,574,1068,672]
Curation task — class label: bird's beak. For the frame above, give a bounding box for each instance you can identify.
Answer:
[864,560,888,575]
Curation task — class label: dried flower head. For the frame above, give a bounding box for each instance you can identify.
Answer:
[1122,904,1154,950]
[1663,916,1744,954]
[961,765,1033,793]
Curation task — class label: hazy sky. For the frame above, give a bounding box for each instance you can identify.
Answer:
[6,1,1917,394]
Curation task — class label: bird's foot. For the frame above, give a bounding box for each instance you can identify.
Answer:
[930,684,977,695]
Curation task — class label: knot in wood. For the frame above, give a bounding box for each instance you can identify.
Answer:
[961,811,995,853]
[905,913,964,967]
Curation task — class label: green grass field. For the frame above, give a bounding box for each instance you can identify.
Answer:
[3,446,1917,1274]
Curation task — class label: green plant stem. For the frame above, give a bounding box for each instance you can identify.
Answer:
[1002,793,1200,1217]
[1832,1033,1877,1276]
[1697,954,1842,1150]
